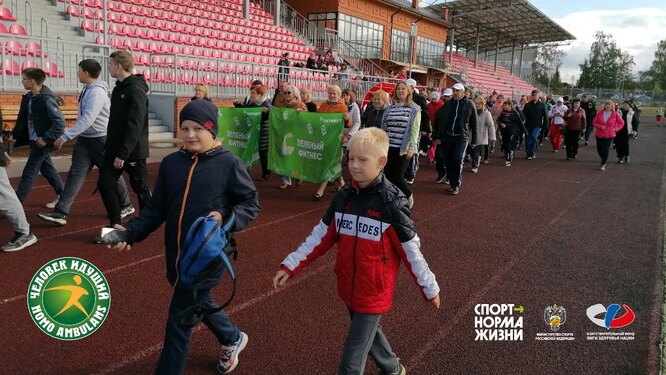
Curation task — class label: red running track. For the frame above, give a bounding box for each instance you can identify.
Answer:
[0,117,664,374]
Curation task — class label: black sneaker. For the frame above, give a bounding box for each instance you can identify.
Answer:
[447,187,459,195]
[405,177,415,185]
[1,232,37,252]
[435,174,447,184]
[38,211,68,225]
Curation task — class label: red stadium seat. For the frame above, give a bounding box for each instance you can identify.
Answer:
[5,40,24,56]
[43,61,63,77]
[0,6,17,21]
[26,42,44,57]
[65,5,80,17]
[21,60,40,70]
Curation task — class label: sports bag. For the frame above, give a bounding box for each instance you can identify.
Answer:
[179,212,237,326]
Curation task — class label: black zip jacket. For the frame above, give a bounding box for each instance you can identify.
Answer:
[362,105,386,128]
[433,97,477,143]
[522,100,548,130]
[12,85,65,148]
[105,74,149,160]
[124,145,260,286]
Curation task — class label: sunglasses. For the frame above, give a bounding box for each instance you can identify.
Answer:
[284,91,292,95]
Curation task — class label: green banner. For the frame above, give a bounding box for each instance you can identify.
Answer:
[217,107,262,167]
[269,109,344,184]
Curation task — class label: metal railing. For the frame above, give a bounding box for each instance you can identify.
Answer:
[252,0,388,78]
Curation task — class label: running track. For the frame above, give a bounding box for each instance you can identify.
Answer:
[0,117,663,374]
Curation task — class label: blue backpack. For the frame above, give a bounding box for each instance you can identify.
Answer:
[179,212,237,326]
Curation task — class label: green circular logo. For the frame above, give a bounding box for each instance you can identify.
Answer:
[27,257,111,340]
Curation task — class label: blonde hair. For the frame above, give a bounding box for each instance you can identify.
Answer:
[194,84,209,97]
[327,85,342,96]
[286,84,301,100]
[347,127,389,158]
[372,90,389,106]
[300,87,313,103]
[392,81,414,105]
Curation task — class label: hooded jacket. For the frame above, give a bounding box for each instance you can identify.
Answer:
[433,96,477,144]
[12,85,65,148]
[124,145,260,287]
[105,74,149,160]
[280,175,439,314]
[61,81,111,141]
[593,110,624,139]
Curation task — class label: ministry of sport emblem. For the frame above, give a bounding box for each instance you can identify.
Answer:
[544,304,566,332]
[27,257,110,340]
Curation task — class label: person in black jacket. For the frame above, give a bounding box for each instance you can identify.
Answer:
[107,100,260,374]
[497,100,526,166]
[277,52,290,82]
[362,90,389,128]
[0,136,37,252]
[583,99,597,145]
[12,68,65,204]
[433,83,477,195]
[97,51,152,226]
[521,90,548,160]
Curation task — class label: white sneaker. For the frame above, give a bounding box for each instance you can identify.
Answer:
[120,206,136,219]
[408,194,414,209]
[600,164,606,171]
[45,195,60,209]
[217,332,248,374]
[471,168,478,173]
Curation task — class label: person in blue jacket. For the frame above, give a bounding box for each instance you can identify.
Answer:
[108,100,261,374]
[12,67,65,204]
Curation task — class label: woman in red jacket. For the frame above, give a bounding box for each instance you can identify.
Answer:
[563,99,586,160]
[593,100,624,171]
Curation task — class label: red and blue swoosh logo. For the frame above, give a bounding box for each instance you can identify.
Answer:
[586,304,635,329]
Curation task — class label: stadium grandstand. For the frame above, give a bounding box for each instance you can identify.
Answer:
[0,0,574,137]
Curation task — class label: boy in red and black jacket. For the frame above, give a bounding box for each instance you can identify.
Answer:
[274,127,440,375]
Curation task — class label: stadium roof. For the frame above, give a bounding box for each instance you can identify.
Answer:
[431,0,575,52]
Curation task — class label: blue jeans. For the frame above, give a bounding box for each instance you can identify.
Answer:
[55,137,130,215]
[525,127,541,158]
[155,287,240,375]
[442,139,468,188]
[471,145,483,169]
[16,141,64,202]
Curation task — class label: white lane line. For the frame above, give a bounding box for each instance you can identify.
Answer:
[408,170,604,371]
[93,262,332,375]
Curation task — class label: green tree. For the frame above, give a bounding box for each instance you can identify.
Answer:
[578,31,635,89]
[531,46,565,91]
[642,39,666,90]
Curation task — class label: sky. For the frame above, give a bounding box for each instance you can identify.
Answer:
[425,1,666,84]
[532,0,666,84]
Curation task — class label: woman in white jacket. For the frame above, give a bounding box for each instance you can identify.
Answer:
[471,96,495,172]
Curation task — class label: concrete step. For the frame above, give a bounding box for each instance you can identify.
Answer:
[149,125,169,133]
[149,112,157,119]
[148,132,177,142]
[148,118,163,126]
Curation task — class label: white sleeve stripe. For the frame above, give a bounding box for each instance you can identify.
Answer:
[281,220,329,271]
[401,234,440,299]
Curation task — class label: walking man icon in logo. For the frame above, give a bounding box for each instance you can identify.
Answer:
[44,275,90,317]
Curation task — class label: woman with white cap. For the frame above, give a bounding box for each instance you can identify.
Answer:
[548,97,567,152]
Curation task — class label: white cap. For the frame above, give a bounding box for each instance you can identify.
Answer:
[452,83,465,91]
[405,78,417,87]
[430,91,441,101]
[556,97,564,102]
[443,88,453,96]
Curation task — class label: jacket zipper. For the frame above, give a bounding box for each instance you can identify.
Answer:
[173,153,199,286]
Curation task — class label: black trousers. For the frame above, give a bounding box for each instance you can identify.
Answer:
[384,147,411,198]
[435,143,447,178]
[98,157,151,225]
[596,137,613,165]
[615,133,630,159]
[564,130,581,159]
